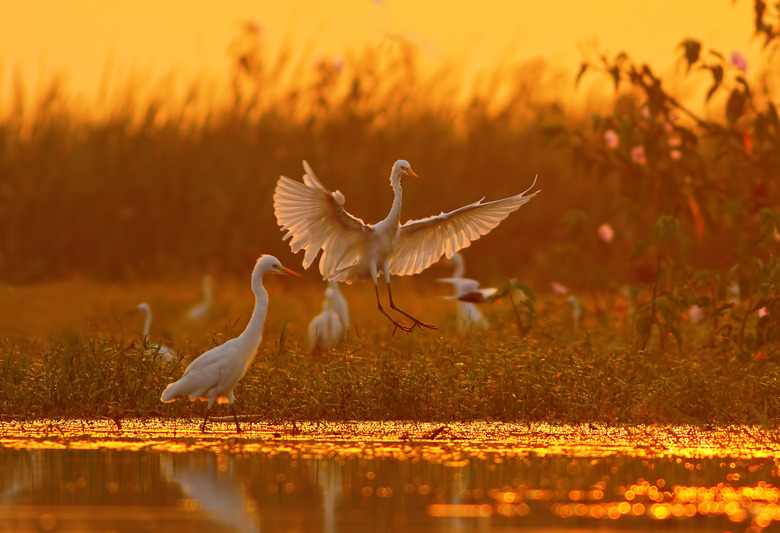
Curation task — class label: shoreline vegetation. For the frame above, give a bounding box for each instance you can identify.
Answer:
[1,13,779,425]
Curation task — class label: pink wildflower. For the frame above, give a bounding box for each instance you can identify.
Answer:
[631,145,647,165]
[687,305,703,323]
[758,307,769,318]
[670,150,682,160]
[604,129,619,149]
[730,51,748,73]
[597,223,615,243]
[551,282,569,295]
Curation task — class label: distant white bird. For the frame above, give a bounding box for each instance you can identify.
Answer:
[160,255,301,432]
[327,280,349,336]
[274,160,539,332]
[187,274,213,320]
[137,302,176,361]
[567,295,582,332]
[307,286,344,352]
[437,252,495,330]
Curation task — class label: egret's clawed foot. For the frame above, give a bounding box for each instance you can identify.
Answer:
[390,305,437,332]
[407,317,437,331]
[388,315,437,335]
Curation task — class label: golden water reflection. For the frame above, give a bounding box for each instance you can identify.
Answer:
[0,421,778,532]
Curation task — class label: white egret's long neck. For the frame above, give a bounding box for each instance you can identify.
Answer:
[142,309,151,338]
[384,172,403,227]
[452,254,465,278]
[240,282,268,354]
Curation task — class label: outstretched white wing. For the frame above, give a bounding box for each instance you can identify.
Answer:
[388,180,539,276]
[436,277,481,294]
[274,162,371,276]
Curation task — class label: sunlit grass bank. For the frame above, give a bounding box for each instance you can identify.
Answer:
[0,279,777,424]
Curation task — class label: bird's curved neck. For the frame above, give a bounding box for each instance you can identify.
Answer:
[240,283,269,351]
[452,255,465,278]
[384,172,403,226]
[142,310,151,337]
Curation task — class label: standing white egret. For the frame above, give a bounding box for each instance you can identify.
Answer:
[327,280,349,336]
[274,160,539,332]
[307,285,344,352]
[137,302,176,361]
[160,255,302,432]
[187,274,213,320]
[436,252,495,330]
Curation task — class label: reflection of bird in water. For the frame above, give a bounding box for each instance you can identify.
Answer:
[187,275,213,320]
[137,303,176,361]
[160,452,257,533]
[308,285,344,352]
[437,253,495,330]
[0,448,42,525]
[274,159,539,332]
[312,459,343,533]
[161,255,301,432]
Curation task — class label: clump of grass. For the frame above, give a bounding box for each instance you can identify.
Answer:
[0,281,777,425]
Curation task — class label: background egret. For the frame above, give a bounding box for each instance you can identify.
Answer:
[160,255,301,432]
[327,280,349,337]
[437,252,495,330]
[307,285,344,352]
[187,274,213,320]
[136,302,176,361]
[274,160,539,332]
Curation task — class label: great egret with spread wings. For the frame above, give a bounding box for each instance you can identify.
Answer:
[274,160,539,332]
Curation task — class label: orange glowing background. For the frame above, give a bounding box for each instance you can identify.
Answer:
[0,0,763,109]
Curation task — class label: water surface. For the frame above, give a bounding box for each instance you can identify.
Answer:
[0,420,778,532]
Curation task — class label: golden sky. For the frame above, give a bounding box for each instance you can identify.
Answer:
[0,0,763,108]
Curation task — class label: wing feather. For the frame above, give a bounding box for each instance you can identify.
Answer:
[388,181,539,276]
[274,166,371,276]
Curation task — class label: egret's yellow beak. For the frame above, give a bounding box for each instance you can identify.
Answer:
[276,265,303,278]
[406,168,419,179]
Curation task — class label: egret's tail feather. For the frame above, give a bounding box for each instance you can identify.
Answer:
[160,380,184,403]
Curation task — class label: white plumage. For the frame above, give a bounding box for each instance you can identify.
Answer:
[307,286,344,351]
[274,159,538,331]
[437,252,495,330]
[327,280,349,336]
[137,302,176,361]
[160,255,301,432]
[187,274,213,320]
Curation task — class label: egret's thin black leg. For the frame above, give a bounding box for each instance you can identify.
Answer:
[374,282,412,333]
[231,403,242,433]
[201,405,211,433]
[387,283,437,330]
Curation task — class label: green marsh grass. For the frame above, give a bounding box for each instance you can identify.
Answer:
[0,279,778,424]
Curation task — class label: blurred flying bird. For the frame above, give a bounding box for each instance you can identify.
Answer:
[187,274,214,320]
[308,285,344,352]
[160,255,301,432]
[436,252,494,330]
[274,160,539,332]
[137,302,176,361]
